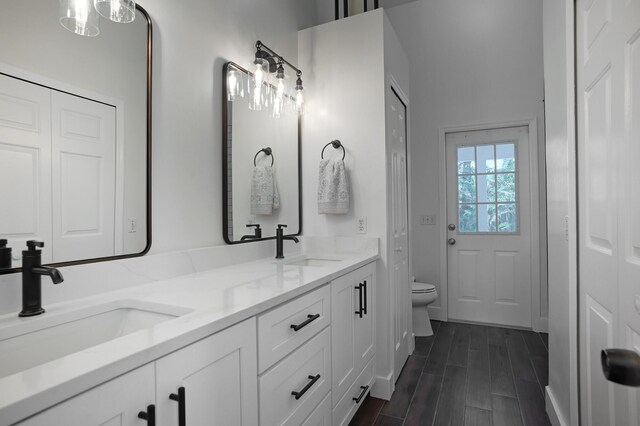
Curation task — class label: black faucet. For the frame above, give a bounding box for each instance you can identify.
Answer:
[19,241,64,317]
[241,224,262,241]
[275,224,299,259]
[0,239,11,269]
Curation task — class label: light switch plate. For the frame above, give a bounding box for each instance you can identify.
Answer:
[420,215,436,226]
[356,217,367,234]
[128,218,137,234]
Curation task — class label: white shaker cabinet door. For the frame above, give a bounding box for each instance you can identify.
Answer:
[155,318,258,426]
[331,262,376,407]
[18,364,155,426]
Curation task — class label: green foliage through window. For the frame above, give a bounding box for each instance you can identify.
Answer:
[456,143,518,233]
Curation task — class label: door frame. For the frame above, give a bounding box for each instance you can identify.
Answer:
[385,74,412,382]
[437,118,543,331]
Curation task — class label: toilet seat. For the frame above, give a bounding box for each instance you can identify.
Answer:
[412,283,436,294]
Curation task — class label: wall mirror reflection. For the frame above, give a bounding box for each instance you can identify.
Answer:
[223,62,301,243]
[0,0,152,273]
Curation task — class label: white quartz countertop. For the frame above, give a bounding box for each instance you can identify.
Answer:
[0,244,378,425]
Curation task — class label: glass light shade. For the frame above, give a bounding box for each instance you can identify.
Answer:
[295,89,304,114]
[59,0,100,37]
[227,68,244,101]
[94,0,136,23]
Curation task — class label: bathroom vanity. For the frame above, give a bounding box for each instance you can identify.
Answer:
[0,238,378,426]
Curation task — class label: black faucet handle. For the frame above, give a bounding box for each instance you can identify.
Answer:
[26,240,44,252]
[247,224,261,229]
[277,224,288,229]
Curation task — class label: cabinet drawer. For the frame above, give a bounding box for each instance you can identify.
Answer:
[301,392,332,426]
[258,284,330,372]
[332,357,375,426]
[259,327,331,426]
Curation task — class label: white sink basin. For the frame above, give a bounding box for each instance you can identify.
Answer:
[283,255,345,267]
[0,300,192,378]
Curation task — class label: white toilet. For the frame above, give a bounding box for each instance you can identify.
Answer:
[411,277,438,337]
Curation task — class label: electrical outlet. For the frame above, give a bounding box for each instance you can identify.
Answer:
[356,216,367,234]
[128,218,137,234]
[420,215,436,226]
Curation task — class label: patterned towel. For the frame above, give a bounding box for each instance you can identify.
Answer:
[318,158,349,214]
[250,165,280,215]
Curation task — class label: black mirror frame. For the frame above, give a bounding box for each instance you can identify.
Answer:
[0,4,153,275]
[222,61,302,244]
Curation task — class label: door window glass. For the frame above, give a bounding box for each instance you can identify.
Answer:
[457,143,518,233]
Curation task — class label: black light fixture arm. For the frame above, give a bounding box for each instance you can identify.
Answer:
[255,40,302,77]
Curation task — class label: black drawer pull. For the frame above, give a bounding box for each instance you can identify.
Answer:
[291,314,320,332]
[355,283,364,318]
[362,280,368,315]
[353,385,369,403]
[169,386,186,426]
[291,374,321,400]
[138,404,156,426]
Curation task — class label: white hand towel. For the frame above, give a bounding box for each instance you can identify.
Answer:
[251,165,280,215]
[318,158,349,214]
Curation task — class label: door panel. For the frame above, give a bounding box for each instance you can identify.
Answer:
[388,89,409,378]
[446,127,532,327]
[0,74,52,262]
[578,0,640,423]
[51,91,116,262]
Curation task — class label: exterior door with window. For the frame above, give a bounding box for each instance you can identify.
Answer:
[446,126,532,327]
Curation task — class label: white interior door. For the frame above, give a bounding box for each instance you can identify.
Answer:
[51,91,116,262]
[0,73,52,263]
[577,0,640,423]
[445,126,532,327]
[389,89,410,378]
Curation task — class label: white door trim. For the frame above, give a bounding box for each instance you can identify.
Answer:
[438,118,542,331]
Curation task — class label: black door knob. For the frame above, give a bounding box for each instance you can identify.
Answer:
[601,349,640,387]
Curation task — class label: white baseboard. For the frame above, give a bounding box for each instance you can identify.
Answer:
[546,386,568,426]
[371,371,395,400]
[427,305,444,321]
[409,334,415,355]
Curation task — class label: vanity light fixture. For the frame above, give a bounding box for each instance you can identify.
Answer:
[94,0,136,24]
[237,41,305,116]
[59,0,101,37]
[59,0,135,37]
[227,68,243,101]
[295,71,304,114]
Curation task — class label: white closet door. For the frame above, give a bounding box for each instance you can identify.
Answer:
[0,73,52,263]
[51,91,116,262]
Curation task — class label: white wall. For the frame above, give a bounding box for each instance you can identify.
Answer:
[299,9,409,398]
[542,0,578,424]
[385,0,548,323]
[134,0,307,253]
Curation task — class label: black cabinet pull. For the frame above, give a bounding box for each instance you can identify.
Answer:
[169,386,186,426]
[355,283,364,318]
[362,280,368,315]
[291,374,321,400]
[291,314,320,332]
[138,404,156,426]
[353,385,369,403]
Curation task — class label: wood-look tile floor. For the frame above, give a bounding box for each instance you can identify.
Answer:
[350,321,550,426]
